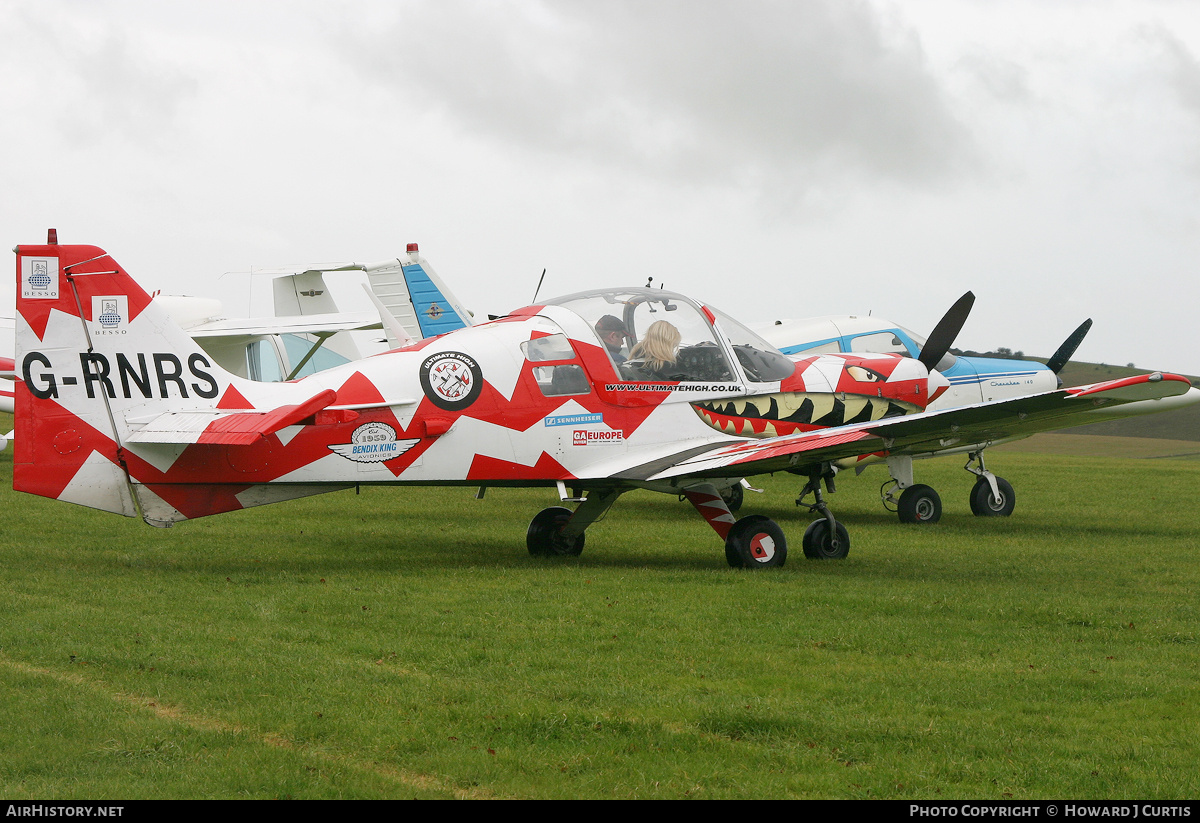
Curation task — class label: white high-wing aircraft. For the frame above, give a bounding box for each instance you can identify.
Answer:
[754,306,1193,524]
[157,241,473,382]
[0,240,472,446]
[11,233,1199,568]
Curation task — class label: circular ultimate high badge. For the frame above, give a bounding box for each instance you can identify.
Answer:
[419,351,483,410]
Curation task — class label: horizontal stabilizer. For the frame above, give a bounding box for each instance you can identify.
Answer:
[127,389,338,446]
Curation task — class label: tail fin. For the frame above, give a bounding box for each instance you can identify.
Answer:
[366,243,473,345]
[14,236,343,525]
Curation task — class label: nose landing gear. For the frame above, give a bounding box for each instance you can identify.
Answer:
[965,450,1015,517]
[795,463,850,559]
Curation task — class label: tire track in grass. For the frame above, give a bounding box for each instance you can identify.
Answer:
[1,653,498,798]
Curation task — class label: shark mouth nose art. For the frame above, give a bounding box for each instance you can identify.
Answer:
[692,392,918,438]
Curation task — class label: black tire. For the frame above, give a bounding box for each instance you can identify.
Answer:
[897,484,942,524]
[969,476,1015,517]
[724,515,787,569]
[720,483,744,513]
[526,506,585,556]
[802,518,850,559]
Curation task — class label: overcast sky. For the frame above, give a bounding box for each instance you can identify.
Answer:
[3,0,1199,374]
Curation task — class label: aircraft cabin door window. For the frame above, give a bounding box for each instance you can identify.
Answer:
[521,333,590,397]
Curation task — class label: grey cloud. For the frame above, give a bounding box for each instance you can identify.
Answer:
[954,53,1034,106]
[8,5,199,147]
[335,0,974,191]
[1148,24,1200,116]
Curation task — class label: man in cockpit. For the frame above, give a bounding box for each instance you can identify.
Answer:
[595,315,631,364]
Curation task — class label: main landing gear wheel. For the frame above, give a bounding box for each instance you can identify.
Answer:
[969,476,1015,517]
[802,519,850,559]
[897,484,942,524]
[527,507,585,557]
[724,515,787,569]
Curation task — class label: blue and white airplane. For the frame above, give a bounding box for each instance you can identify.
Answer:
[750,303,1185,525]
[754,310,1093,408]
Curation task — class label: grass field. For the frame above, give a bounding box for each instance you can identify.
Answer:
[1,429,1199,799]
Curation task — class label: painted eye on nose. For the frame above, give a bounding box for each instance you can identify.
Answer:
[846,365,885,383]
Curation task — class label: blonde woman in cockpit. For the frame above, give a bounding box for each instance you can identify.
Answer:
[627,320,682,380]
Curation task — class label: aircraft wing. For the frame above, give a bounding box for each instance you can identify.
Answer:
[183,311,382,338]
[638,372,1198,482]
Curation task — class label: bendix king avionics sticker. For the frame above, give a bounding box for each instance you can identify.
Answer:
[329,422,420,463]
[420,351,483,410]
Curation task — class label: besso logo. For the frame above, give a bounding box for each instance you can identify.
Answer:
[572,429,625,446]
[22,257,58,299]
[92,295,128,334]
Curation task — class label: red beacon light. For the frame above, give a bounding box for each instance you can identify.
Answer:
[406,243,419,253]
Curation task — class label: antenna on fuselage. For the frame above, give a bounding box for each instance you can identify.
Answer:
[531,268,547,304]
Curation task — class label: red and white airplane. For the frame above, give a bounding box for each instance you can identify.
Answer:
[12,234,1199,568]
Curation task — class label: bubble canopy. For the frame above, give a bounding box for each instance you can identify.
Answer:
[543,287,795,383]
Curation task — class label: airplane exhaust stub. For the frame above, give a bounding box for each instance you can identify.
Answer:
[419,351,483,410]
[692,392,917,438]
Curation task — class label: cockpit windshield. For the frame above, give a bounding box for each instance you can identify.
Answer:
[708,306,799,382]
[544,288,794,383]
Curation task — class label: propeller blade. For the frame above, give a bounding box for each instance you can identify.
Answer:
[918,291,975,371]
[1045,318,1092,374]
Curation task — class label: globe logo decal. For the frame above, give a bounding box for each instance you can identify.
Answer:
[28,261,52,290]
[98,299,121,328]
